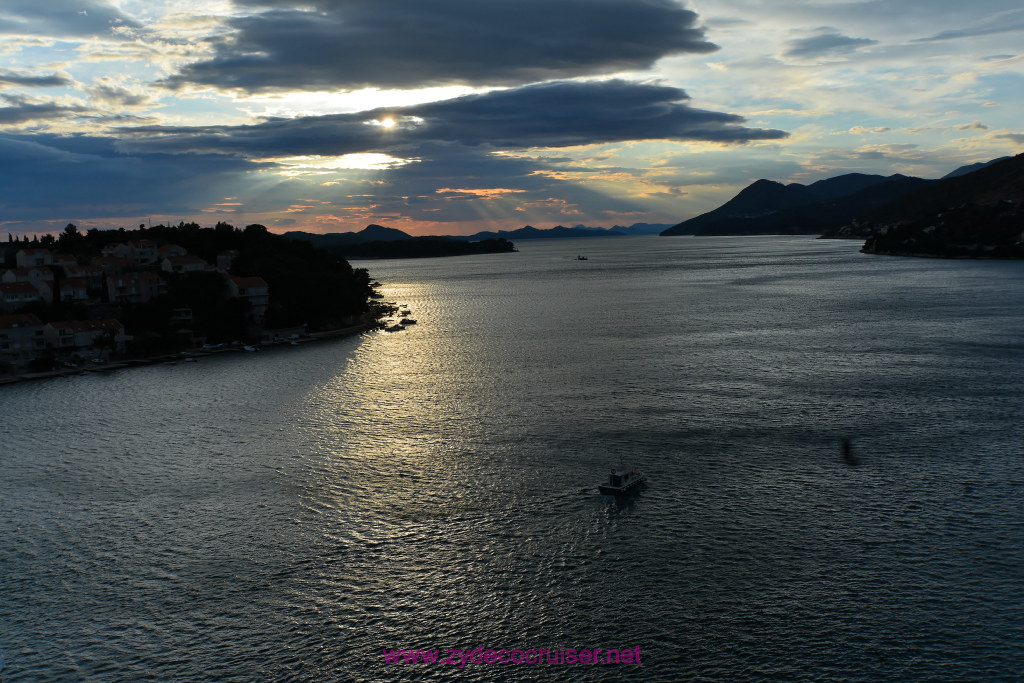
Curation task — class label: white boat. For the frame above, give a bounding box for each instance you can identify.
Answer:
[243,345,258,351]
[598,465,646,495]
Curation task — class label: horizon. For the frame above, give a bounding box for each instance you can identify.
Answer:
[2,1,1023,237]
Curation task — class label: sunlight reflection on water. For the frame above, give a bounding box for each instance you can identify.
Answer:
[3,237,1024,681]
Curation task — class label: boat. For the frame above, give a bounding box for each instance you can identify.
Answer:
[576,255,588,260]
[598,465,646,495]
[399,318,417,325]
[243,345,258,351]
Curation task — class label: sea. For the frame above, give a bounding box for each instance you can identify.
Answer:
[2,235,1023,681]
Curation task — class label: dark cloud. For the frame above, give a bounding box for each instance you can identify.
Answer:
[783,32,878,59]
[0,95,89,124]
[0,70,72,88]
[995,133,1024,145]
[0,0,138,38]
[166,0,718,92]
[0,134,258,219]
[120,80,788,157]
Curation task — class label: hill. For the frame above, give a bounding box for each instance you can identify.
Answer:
[660,173,929,236]
[858,153,1024,258]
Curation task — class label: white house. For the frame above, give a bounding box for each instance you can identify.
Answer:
[51,253,78,268]
[158,244,188,259]
[161,255,213,274]
[63,265,105,289]
[107,272,167,304]
[101,240,159,266]
[0,282,42,311]
[2,267,54,284]
[15,249,53,267]
[227,275,270,321]
[44,319,127,355]
[58,277,93,304]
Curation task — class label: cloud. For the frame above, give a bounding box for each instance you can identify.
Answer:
[913,8,1024,42]
[783,32,878,59]
[165,0,718,92]
[0,69,72,88]
[0,95,89,124]
[0,0,138,38]
[995,133,1024,145]
[0,133,259,220]
[119,80,788,158]
[0,80,788,232]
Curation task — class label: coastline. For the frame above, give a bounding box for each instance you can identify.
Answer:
[0,319,376,387]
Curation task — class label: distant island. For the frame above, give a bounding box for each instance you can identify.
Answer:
[283,222,671,257]
[283,225,516,258]
[661,153,1024,258]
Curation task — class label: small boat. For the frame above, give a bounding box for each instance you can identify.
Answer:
[399,318,417,325]
[243,345,258,351]
[598,465,646,495]
[576,255,588,260]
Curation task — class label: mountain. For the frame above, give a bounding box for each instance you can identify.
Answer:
[609,223,673,235]
[942,157,1011,179]
[452,225,625,241]
[661,173,924,236]
[283,224,413,247]
[287,222,668,247]
[858,153,1024,257]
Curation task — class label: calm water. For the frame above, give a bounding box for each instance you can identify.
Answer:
[2,236,1024,681]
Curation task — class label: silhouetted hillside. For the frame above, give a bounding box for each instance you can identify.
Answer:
[662,173,927,236]
[859,153,1024,258]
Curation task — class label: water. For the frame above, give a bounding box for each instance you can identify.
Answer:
[2,236,1024,681]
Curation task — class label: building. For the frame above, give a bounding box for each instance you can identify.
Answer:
[15,249,53,267]
[2,267,55,285]
[0,313,46,369]
[226,275,270,322]
[0,282,43,311]
[51,253,78,268]
[93,256,134,274]
[107,272,167,305]
[44,319,127,355]
[58,277,93,304]
[217,249,238,272]
[101,240,159,266]
[161,255,213,274]
[158,244,188,259]
[63,265,105,289]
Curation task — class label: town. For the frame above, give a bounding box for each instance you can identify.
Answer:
[0,223,379,378]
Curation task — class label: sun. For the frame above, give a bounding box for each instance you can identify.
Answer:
[379,117,396,128]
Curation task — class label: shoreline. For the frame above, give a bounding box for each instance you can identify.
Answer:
[0,319,377,387]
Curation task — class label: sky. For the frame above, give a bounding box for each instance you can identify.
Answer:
[1,0,1022,237]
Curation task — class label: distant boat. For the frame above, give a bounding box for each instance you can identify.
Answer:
[399,318,417,325]
[576,255,588,260]
[598,465,646,495]
[243,345,258,351]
